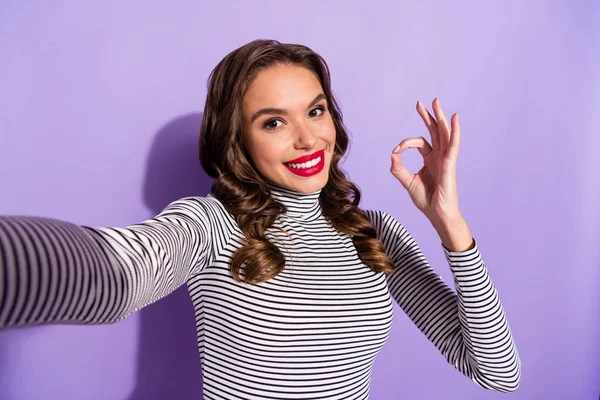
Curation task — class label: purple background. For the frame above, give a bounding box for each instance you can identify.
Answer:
[0,1,598,399]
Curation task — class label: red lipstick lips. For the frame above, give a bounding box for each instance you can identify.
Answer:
[283,149,325,177]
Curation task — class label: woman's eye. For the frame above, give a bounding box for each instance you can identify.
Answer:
[264,119,283,130]
[309,106,326,117]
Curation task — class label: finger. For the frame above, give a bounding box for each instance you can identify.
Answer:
[390,153,414,190]
[432,98,451,153]
[392,137,433,156]
[447,113,461,161]
[416,101,440,150]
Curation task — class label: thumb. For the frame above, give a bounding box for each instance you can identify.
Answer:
[390,153,413,190]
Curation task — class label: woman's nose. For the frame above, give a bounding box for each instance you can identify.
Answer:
[293,123,318,150]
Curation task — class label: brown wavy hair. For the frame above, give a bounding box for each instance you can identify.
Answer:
[199,39,392,283]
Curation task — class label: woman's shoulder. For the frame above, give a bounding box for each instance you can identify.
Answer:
[168,194,221,206]
[362,209,406,232]
[159,194,230,221]
[362,208,395,223]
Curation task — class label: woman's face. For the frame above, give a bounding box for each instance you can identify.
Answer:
[241,63,336,194]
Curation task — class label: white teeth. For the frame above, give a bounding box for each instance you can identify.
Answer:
[287,156,321,169]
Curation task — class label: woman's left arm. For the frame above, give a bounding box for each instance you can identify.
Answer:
[367,210,521,392]
[381,99,521,391]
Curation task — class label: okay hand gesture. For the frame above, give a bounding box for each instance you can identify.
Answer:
[390,99,463,224]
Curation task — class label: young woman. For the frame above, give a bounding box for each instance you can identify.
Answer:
[0,39,521,399]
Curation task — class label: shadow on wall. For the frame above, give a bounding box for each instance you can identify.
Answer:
[126,113,213,400]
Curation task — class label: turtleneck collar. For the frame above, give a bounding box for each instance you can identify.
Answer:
[267,183,322,222]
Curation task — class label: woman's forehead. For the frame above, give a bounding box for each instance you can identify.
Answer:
[243,65,323,111]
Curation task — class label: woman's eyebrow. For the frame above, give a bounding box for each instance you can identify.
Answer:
[307,93,327,108]
[250,93,326,122]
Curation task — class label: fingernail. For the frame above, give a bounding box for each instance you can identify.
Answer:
[393,145,401,153]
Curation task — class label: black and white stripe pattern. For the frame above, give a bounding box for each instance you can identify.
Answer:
[366,210,521,392]
[0,185,521,398]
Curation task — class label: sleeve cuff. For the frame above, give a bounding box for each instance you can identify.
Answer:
[442,237,481,265]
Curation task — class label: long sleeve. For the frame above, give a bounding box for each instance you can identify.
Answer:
[0,197,212,329]
[366,210,521,392]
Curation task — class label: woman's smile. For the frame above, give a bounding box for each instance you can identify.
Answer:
[283,149,325,177]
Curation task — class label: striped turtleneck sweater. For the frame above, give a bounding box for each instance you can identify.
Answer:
[0,185,521,398]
